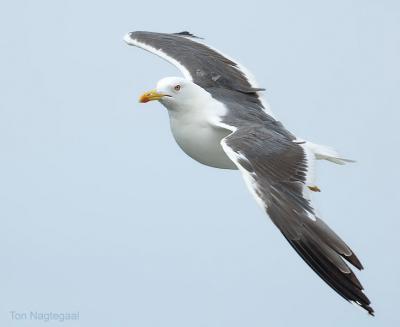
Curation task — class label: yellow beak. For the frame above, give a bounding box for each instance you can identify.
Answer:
[139,89,165,103]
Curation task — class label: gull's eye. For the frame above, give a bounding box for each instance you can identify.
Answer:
[174,84,181,91]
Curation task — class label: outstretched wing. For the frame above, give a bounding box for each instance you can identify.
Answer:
[124,31,274,116]
[124,31,263,93]
[220,124,374,315]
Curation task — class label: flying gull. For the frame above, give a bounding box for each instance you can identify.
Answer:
[124,31,374,315]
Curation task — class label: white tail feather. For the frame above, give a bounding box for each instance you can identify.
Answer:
[304,142,355,165]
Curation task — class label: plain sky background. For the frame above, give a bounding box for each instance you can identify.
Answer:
[0,0,399,326]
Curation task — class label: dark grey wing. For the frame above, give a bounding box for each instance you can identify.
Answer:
[220,125,374,315]
[124,31,264,96]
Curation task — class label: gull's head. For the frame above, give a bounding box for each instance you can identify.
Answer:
[139,77,208,110]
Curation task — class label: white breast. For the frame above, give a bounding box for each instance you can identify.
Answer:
[169,116,236,169]
[167,99,237,170]
[157,79,237,170]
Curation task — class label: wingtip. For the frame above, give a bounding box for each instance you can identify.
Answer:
[124,32,134,44]
[346,252,364,271]
[351,299,375,316]
[366,304,375,316]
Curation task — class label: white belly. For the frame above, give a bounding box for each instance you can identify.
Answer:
[169,117,237,170]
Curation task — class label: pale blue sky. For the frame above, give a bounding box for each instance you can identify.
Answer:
[0,0,399,326]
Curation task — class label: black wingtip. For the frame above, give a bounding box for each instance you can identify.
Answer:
[345,252,364,271]
[173,31,203,39]
[354,299,374,316]
[365,304,375,316]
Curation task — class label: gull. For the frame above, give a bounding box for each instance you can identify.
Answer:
[124,31,374,315]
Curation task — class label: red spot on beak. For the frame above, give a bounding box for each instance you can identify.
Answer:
[139,94,150,103]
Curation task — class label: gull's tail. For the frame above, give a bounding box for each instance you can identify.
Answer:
[305,141,355,165]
